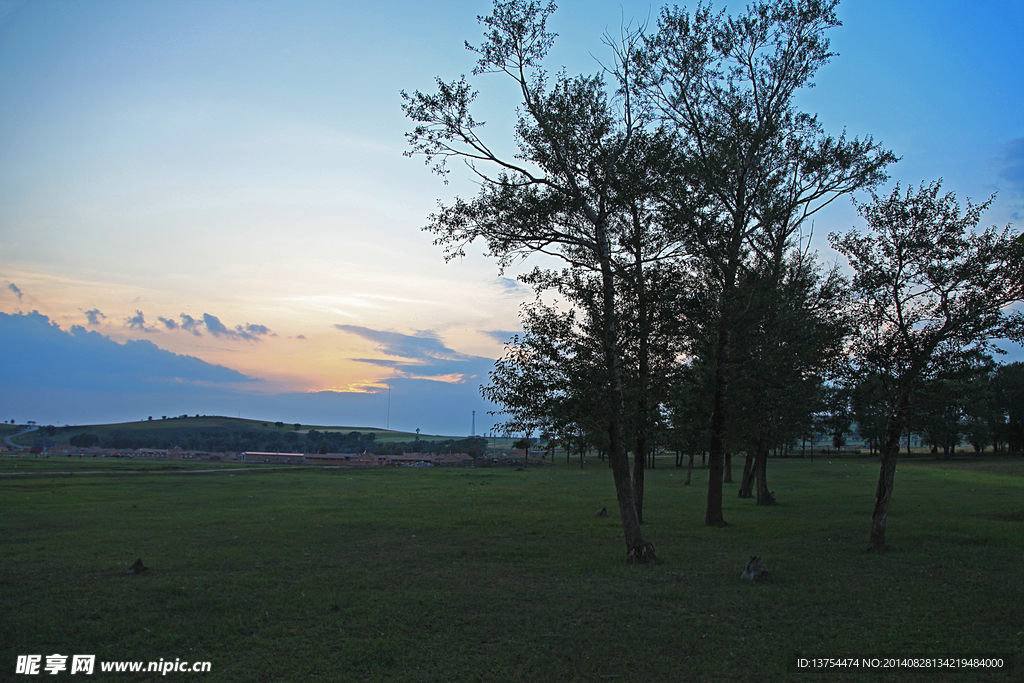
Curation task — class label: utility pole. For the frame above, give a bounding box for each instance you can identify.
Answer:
[471,410,475,436]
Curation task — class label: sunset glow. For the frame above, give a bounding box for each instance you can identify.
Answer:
[1,0,1021,434]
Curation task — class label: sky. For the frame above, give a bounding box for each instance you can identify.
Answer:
[1,0,1022,435]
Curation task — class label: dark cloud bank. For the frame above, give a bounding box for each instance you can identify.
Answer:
[3,311,254,390]
[0,312,497,435]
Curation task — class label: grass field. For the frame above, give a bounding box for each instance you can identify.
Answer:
[2,455,1021,682]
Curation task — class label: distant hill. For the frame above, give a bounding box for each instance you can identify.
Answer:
[8,416,463,450]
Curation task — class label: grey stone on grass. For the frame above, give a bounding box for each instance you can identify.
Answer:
[741,556,767,581]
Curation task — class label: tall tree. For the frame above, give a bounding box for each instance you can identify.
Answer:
[665,363,714,484]
[483,298,608,463]
[992,362,1024,453]
[830,180,1024,550]
[637,0,894,525]
[615,258,690,519]
[960,363,1000,454]
[850,374,889,455]
[490,255,687,521]
[913,358,993,458]
[730,252,848,503]
[403,0,656,561]
[821,385,853,450]
[511,130,686,522]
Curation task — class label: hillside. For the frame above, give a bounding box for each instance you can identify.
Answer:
[9,416,465,450]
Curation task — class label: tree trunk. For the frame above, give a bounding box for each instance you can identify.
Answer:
[705,266,735,527]
[868,392,910,551]
[705,356,728,524]
[595,217,654,561]
[631,225,650,525]
[738,449,755,498]
[633,446,645,523]
[685,453,694,485]
[755,439,774,506]
[706,391,728,525]
[723,452,733,483]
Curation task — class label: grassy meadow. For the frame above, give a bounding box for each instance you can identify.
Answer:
[1,455,1021,681]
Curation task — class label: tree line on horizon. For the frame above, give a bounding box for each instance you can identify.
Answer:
[63,427,492,459]
[403,0,1024,560]
[833,362,1024,458]
[68,428,378,454]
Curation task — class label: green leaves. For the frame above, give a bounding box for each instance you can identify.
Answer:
[831,179,1024,389]
[401,76,483,180]
[468,0,558,76]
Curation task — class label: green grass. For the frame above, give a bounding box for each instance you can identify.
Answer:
[2,456,1021,682]
[0,455,288,474]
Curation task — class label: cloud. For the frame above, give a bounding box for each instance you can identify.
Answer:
[0,1,30,28]
[0,311,258,392]
[295,334,307,340]
[202,313,273,341]
[125,310,157,333]
[85,309,106,326]
[349,358,408,369]
[484,330,520,345]
[180,313,202,336]
[7,283,23,300]
[335,325,474,363]
[241,323,272,337]
[145,312,273,340]
[201,313,231,336]
[0,312,500,436]
[999,137,1024,197]
[496,277,529,296]
[335,324,494,385]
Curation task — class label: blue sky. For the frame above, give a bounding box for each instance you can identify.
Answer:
[1,0,1022,434]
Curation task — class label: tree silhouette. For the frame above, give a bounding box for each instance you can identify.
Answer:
[831,180,1024,550]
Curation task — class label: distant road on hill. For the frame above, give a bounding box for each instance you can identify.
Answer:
[3,425,37,451]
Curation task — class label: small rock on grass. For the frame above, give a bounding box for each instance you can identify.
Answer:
[741,556,767,581]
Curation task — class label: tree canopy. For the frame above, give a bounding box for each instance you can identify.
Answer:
[830,180,1024,549]
[404,0,1022,562]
